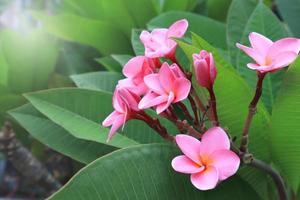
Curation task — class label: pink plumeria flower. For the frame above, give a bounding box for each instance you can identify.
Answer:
[193,50,217,89]
[138,62,191,114]
[121,56,156,95]
[172,127,240,190]
[102,88,140,141]
[236,32,300,73]
[140,19,188,59]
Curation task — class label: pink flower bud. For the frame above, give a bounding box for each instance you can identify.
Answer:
[193,50,217,89]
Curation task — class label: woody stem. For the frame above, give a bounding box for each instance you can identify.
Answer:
[208,87,219,126]
[135,111,174,142]
[177,102,194,122]
[240,72,266,153]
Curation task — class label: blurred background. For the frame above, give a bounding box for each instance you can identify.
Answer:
[0,0,276,199]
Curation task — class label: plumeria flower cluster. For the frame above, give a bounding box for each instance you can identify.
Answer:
[102,19,300,192]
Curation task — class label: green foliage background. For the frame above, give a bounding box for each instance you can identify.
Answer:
[1,0,300,199]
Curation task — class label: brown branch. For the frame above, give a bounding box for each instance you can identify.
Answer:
[240,73,266,153]
[0,121,61,194]
[208,87,219,126]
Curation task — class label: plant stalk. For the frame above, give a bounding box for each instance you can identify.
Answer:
[240,72,266,153]
[249,159,288,200]
[208,87,219,126]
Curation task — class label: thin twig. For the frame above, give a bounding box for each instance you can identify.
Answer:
[249,159,288,200]
[208,87,219,126]
[240,73,266,153]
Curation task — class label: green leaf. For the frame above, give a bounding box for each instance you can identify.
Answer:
[269,57,300,192]
[62,0,157,37]
[235,3,289,112]
[276,0,300,37]
[95,57,122,72]
[71,72,123,93]
[25,88,171,146]
[9,104,116,164]
[32,12,131,55]
[131,29,145,55]
[0,93,25,124]
[227,0,258,65]
[50,144,261,200]
[1,29,58,93]
[177,34,270,198]
[159,0,199,12]
[111,54,132,66]
[147,11,227,49]
[25,88,138,148]
[206,0,232,22]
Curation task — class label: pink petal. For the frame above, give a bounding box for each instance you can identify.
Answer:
[211,149,240,181]
[247,63,260,70]
[208,53,217,84]
[167,19,189,38]
[112,90,126,113]
[175,134,201,164]
[194,59,211,88]
[200,127,230,155]
[156,91,175,114]
[172,155,205,174]
[144,74,165,95]
[123,56,146,78]
[138,92,168,110]
[118,89,140,111]
[173,78,191,102]
[102,111,119,127]
[140,30,151,44]
[159,62,176,92]
[170,63,185,78]
[249,32,273,56]
[268,38,300,58]
[236,43,265,65]
[107,113,126,142]
[190,166,219,190]
[272,51,298,70]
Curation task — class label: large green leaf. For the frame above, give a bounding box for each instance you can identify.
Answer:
[25,88,138,148]
[269,57,300,192]
[131,29,145,56]
[235,3,289,112]
[62,0,157,36]
[25,88,171,146]
[1,29,58,93]
[95,57,122,73]
[32,12,131,55]
[276,0,300,37]
[71,72,123,93]
[50,144,261,200]
[206,0,232,22]
[177,34,270,198]
[9,104,115,164]
[147,11,227,49]
[227,0,258,65]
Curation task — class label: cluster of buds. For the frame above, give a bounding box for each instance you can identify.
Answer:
[102,19,300,191]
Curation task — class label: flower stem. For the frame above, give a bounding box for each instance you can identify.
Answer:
[249,159,288,200]
[177,102,194,122]
[208,87,219,126]
[240,72,266,153]
[135,111,174,142]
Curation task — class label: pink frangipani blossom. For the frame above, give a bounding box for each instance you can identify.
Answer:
[193,50,217,89]
[236,32,300,73]
[120,56,157,95]
[102,88,140,141]
[172,127,240,190]
[138,62,191,114]
[140,19,188,59]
